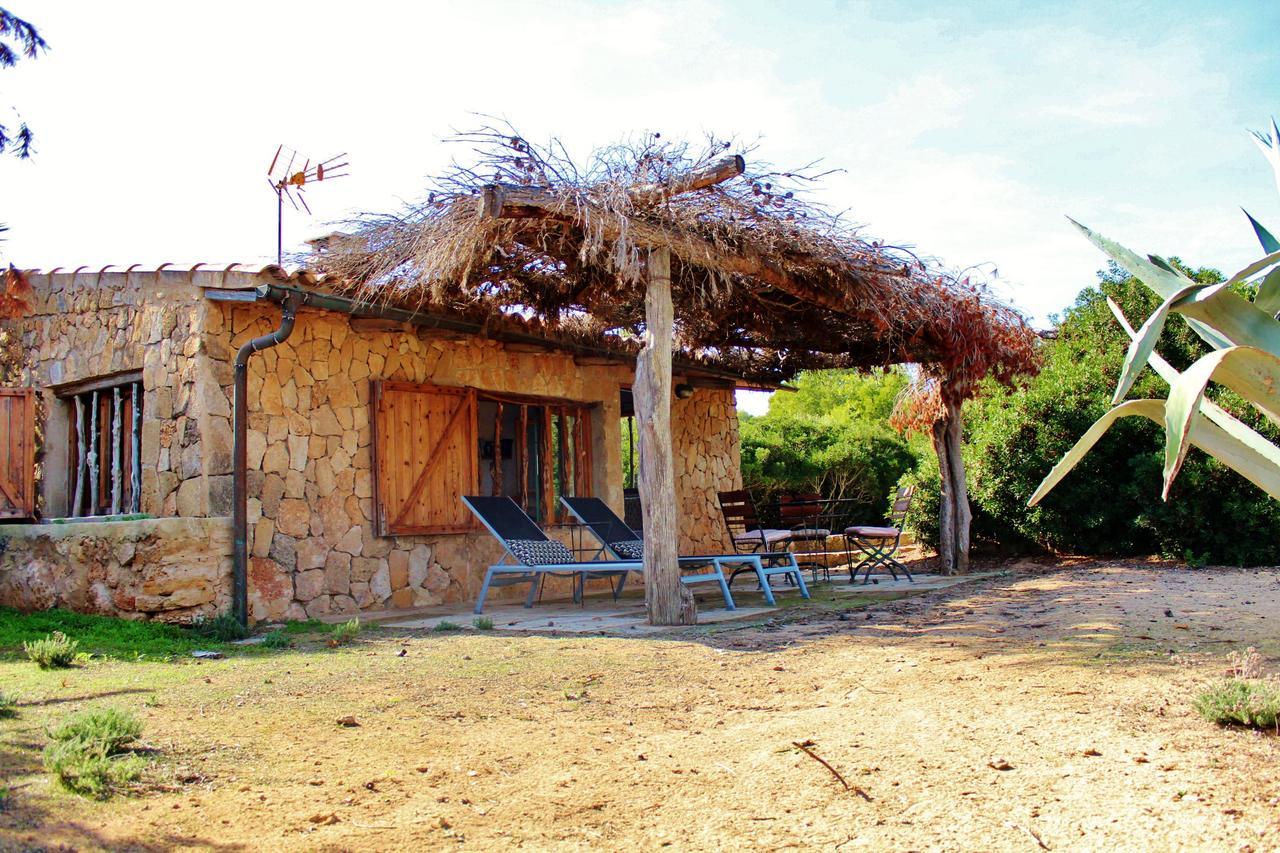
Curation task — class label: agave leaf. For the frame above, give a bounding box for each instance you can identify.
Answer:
[1072,218,1238,352]
[1028,400,1165,507]
[1222,249,1280,289]
[1164,346,1280,497]
[1256,267,1280,317]
[1173,277,1280,358]
[1028,398,1280,506]
[1251,118,1280,198]
[1112,278,1209,404]
[1244,209,1280,254]
[1108,297,1280,469]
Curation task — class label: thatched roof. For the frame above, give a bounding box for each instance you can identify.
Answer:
[312,127,1039,399]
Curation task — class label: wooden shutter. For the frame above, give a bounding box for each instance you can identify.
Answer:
[0,388,35,519]
[371,381,477,535]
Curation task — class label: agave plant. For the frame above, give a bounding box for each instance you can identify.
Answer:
[1029,119,1280,507]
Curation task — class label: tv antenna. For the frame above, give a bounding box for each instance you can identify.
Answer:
[267,145,349,265]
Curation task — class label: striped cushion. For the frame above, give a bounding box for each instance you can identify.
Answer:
[507,539,575,566]
[733,528,793,546]
[612,540,645,560]
[846,526,899,538]
[787,527,831,540]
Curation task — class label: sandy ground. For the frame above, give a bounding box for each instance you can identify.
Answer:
[3,560,1279,852]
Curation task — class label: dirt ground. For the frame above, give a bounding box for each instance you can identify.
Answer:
[4,560,1280,851]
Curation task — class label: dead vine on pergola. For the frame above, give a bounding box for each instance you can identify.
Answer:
[313,122,1039,398]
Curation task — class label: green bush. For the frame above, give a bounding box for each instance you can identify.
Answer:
[192,612,250,642]
[472,616,494,631]
[260,630,291,649]
[899,262,1280,565]
[43,707,146,798]
[0,690,16,718]
[1194,679,1280,730]
[741,368,923,526]
[24,631,78,668]
[432,620,463,633]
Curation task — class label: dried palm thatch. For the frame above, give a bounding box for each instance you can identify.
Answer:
[314,124,1039,398]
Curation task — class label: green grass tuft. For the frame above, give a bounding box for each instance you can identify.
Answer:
[260,630,291,649]
[191,612,250,642]
[432,620,463,633]
[330,618,361,646]
[0,690,16,718]
[24,631,79,668]
[43,707,146,798]
[1194,679,1280,730]
[472,616,494,631]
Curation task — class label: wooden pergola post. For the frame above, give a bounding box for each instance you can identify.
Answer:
[633,246,696,625]
[932,399,971,574]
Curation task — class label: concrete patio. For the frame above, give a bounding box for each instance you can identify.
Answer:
[362,570,990,636]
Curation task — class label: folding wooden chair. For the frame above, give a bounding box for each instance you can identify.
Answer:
[844,485,916,584]
[716,489,810,602]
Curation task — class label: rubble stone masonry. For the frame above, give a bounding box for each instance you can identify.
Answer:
[0,270,742,622]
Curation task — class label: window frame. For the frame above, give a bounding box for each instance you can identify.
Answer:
[57,370,143,518]
[371,380,596,536]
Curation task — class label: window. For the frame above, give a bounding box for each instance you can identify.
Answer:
[0,388,35,519]
[63,372,143,517]
[371,381,594,535]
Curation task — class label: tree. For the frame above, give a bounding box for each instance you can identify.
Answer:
[1,6,47,158]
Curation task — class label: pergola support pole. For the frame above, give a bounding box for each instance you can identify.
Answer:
[932,399,971,574]
[634,246,696,625]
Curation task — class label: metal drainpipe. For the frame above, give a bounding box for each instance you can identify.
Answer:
[232,292,302,627]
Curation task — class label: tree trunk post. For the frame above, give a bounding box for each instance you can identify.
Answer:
[931,400,971,574]
[633,246,696,625]
[931,418,955,573]
[944,401,971,574]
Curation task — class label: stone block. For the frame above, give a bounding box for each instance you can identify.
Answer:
[175,477,205,517]
[388,550,409,590]
[296,537,328,571]
[294,568,325,602]
[391,587,413,609]
[369,560,391,603]
[277,499,311,536]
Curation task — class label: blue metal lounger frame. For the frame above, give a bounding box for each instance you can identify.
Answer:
[460,494,742,614]
[558,496,809,608]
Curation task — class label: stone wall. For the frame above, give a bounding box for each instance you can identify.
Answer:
[0,516,232,621]
[671,388,743,554]
[2,269,747,621]
[14,270,249,521]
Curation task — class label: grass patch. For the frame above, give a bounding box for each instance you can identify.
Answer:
[329,619,361,646]
[280,619,328,635]
[260,630,291,649]
[192,612,251,642]
[472,616,494,631]
[1194,679,1280,731]
[0,607,229,661]
[43,707,146,799]
[24,631,79,669]
[432,620,463,633]
[0,689,16,718]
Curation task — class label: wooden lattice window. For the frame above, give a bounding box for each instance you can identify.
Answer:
[371,381,594,535]
[0,388,36,519]
[372,382,478,535]
[64,372,143,517]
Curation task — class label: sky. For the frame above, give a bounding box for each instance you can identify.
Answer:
[2,1,1278,415]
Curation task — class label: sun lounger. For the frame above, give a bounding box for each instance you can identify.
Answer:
[460,491,737,612]
[564,495,808,607]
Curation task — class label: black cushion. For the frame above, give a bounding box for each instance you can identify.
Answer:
[506,538,574,566]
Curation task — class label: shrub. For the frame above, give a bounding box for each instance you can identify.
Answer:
[900,263,1280,565]
[43,707,146,798]
[432,620,462,633]
[1194,679,1280,730]
[260,630,291,649]
[192,612,250,642]
[472,616,494,631]
[0,690,16,718]
[329,618,361,645]
[24,631,78,668]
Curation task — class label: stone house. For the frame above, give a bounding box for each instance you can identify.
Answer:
[0,265,752,622]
